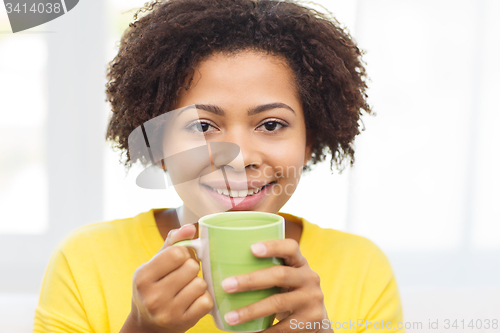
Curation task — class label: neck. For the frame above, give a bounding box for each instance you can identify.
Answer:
[175,204,201,226]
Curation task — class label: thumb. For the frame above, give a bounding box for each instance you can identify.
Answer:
[163,224,197,249]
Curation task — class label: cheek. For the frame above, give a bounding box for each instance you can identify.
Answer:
[172,179,209,216]
[262,147,305,186]
[162,141,211,186]
[269,140,307,172]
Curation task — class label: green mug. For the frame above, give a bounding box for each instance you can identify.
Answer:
[174,211,284,332]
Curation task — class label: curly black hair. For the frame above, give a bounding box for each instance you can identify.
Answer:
[105,0,372,174]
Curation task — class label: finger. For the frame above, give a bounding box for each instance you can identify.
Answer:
[135,245,191,284]
[163,224,197,249]
[275,310,291,322]
[221,265,305,293]
[182,290,214,321]
[173,276,208,310]
[156,258,200,297]
[251,239,306,267]
[223,291,299,326]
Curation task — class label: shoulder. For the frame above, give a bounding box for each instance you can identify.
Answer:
[44,213,152,287]
[300,218,394,277]
[48,213,155,277]
[56,216,137,255]
[305,219,385,258]
[330,229,392,273]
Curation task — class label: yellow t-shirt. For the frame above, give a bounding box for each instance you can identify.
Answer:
[34,208,404,332]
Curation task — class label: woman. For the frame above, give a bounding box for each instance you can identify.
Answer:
[34,1,404,332]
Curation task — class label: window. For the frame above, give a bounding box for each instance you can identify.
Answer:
[0,14,48,234]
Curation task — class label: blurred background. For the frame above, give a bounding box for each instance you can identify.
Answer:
[0,0,499,332]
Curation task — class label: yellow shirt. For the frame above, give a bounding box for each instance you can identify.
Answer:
[34,209,404,332]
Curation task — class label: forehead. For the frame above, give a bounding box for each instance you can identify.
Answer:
[200,50,295,79]
[175,50,300,106]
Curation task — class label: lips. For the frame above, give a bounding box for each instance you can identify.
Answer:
[204,182,272,198]
[202,181,276,210]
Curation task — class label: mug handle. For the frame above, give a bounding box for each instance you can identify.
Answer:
[173,239,203,260]
[173,238,218,319]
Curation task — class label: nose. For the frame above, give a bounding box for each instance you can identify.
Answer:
[211,133,262,172]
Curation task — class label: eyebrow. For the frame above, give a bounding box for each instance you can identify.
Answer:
[192,103,296,116]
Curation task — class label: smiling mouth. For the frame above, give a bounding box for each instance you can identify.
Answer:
[203,181,276,198]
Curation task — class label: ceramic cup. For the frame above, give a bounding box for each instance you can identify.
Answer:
[173,211,284,332]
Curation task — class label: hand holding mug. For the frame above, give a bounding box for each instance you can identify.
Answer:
[221,238,333,333]
[121,224,213,333]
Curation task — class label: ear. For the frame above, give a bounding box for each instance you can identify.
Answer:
[304,130,314,166]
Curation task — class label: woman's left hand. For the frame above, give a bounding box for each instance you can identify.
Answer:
[221,239,333,333]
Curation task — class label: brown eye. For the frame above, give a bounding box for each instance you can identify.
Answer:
[188,120,217,133]
[257,120,287,132]
[197,122,210,132]
[264,121,279,131]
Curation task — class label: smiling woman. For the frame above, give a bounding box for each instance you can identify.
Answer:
[34,1,404,333]
[160,51,312,221]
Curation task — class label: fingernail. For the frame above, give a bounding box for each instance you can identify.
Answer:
[167,229,178,238]
[224,311,239,325]
[251,243,266,256]
[221,277,238,292]
[180,224,190,229]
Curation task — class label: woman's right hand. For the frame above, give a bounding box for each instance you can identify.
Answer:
[120,224,214,333]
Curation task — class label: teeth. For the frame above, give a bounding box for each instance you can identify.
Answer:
[210,184,268,197]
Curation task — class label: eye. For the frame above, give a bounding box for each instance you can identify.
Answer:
[187,120,218,133]
[257,119,288,132]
